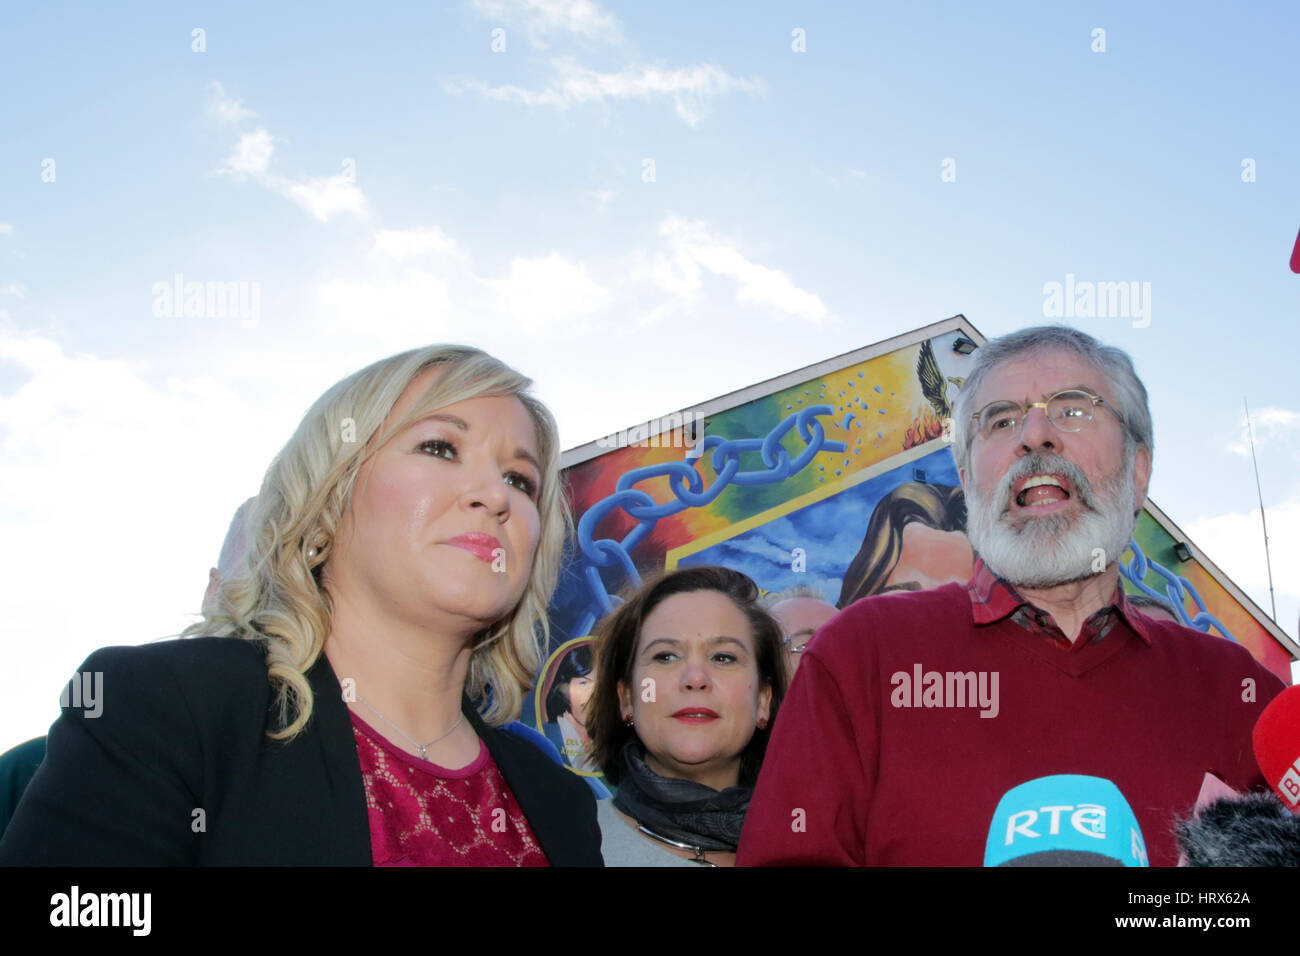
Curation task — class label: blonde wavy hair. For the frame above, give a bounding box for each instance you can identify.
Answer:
[183,345,570,740]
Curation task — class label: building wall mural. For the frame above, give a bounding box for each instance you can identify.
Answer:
[1126,512,1292,677]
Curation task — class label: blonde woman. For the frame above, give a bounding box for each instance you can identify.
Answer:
[0,346,601,866]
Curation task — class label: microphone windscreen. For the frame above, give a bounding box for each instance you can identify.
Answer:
[1252,684,1300,810]
[984,774,1148,867]
[1177,792,1300,866]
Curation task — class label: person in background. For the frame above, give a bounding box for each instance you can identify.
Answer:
[0,344,600,866]
[1125,591,1181,624]
[202,496,257,615]
[0,737,45,842]
[763,585,838,679]
[586,566,787,866]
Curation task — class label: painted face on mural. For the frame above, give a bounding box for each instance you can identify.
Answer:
[960,351,1151,589]
[568,674,595,729]
[882,523,975,592]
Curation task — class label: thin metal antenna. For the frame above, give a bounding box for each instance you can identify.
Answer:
[1244,398,1278,621]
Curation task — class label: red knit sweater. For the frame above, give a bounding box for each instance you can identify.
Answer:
[737,577,1285,867]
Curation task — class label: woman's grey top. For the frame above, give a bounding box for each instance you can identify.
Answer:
[596,798,698,867]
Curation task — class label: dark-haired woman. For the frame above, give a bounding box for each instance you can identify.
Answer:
[586,566,787,866]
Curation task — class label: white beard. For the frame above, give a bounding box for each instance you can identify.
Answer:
[965,450,1138,589]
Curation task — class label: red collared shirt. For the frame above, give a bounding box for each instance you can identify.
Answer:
[965,557,1152,649]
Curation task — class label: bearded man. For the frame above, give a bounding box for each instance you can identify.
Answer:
[737,326,1285,866]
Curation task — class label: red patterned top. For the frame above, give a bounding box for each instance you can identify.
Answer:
[350,711,549,867]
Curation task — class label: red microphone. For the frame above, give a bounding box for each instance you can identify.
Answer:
[1252,685,1300,809]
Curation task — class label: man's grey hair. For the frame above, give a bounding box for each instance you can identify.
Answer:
[951,326,1154,476]
[763,583,833,607]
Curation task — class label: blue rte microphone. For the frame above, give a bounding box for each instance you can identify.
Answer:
[984,775,1149,867]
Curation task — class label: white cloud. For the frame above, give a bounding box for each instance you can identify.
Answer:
[322,235,607,342]
[221,128,274,177]
[1185,498,1300,638]
[206,81,257,124]
[216,124,367,222]
[815,167,878,189]
[654,216,831,323]
[281,173,367,222]
[0,223,13,235]
[0,327,62,377]
[321,232,630,344]
[372,227,462,261]
[631,301,674,327]
[1227,406,1300,457]
[318,269,455,344]
[470,0,623,46]
[0,329,279,744]
[3,283,23,299]
[490,252,606,327]
[317,227,474,344]
[811,167,841,189]
[586,188,616,213]
[322,213,827,348]
[447,57,763,126]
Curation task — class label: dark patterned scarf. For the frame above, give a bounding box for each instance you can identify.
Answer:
[611,739,751,852]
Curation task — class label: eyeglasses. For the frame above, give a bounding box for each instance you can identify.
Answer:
[971,389,1124,442]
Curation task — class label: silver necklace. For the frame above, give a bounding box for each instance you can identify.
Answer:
[634,822,719,867]
[355,693,465,761]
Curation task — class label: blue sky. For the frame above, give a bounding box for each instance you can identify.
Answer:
[2,1,1298,744]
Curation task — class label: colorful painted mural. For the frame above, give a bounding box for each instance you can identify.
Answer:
[1125,509,1293,678]
[526,318,1296,765]
[668,449,971,609]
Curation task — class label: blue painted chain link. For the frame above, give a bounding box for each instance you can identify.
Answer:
[1120,538,1237,642]
[571,406,847,639]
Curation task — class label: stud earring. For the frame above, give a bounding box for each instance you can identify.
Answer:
[306,532,329,560]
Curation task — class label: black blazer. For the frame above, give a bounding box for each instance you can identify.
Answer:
[0,637,602,866]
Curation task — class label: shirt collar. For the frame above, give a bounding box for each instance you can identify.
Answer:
[965,557,1153,646]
